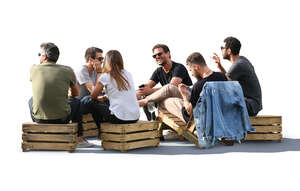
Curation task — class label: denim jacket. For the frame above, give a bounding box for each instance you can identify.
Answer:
[193,81,254,148]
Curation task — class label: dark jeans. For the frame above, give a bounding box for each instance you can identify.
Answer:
[78,95,110,136]
[90,99,138,135]
[28,97,80,127]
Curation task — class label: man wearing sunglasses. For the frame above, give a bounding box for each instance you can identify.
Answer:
[212,37,262,116]
[75,47,108,147]
[29,42,80,132]
[137,44,192,121]
[76,47,104,99]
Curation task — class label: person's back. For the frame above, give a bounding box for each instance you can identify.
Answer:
[100,69,140,120]
[30,63,76,120]
[228,56,262,114]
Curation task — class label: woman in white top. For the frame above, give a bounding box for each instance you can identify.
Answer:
[91,50,140,127]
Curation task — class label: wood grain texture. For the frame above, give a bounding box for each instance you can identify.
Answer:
[22,133,77,143]
[102,138,160,152]
[82,122,97,131]
[82,129,99,137]
[101,121,158,133]
[250,116,282,125]
[22,142,77,152]
[22,122,78,134]
[101,131,159,142]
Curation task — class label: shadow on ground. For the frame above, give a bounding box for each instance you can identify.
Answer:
[75,138,300,155]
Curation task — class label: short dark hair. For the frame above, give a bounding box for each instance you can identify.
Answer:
[224,37,241,55]
[186,52,206,67]
[40,42,60,63]
[152,44,170,53]
[85,47,103,62]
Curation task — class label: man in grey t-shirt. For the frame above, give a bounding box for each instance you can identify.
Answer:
[212,37,262,116]
[76,47,104,99]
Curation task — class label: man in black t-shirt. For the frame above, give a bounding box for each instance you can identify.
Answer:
[212,37,262,116]
[138,52,227,123]
[136,44,192,120]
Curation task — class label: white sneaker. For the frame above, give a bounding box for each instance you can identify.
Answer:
[77,142,95,148]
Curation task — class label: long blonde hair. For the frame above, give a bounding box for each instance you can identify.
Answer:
[103,50,130,91]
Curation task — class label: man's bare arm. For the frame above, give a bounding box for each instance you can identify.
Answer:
[69,84,79,98]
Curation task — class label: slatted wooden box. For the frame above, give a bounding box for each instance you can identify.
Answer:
[82,114,99,137]
[100,121,160,152]
[22,122,78,152]
[246,116,282,141]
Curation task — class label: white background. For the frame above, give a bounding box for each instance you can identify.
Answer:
[0,0,299,190]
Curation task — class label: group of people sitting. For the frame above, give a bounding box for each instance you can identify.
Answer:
[29,36,262,147]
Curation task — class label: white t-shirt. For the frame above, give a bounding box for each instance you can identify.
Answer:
[99,70,140,121]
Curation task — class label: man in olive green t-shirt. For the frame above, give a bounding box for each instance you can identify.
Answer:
[29,42,79,123]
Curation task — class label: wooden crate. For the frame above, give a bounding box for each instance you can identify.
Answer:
[157,110,199,147]
[158,110,283,146]
[22,122,78,152]
[100,121,160,152]
[246,115,282,141]
[82,114,99,137]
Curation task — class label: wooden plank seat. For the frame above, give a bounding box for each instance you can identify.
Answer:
[100,121,160,152]
[22,122,78,152]
[246,115,282,142]
[82,114,98,137]
[157,109,282,147]
[157,109,199,147]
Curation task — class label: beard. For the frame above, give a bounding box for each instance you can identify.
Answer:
[158,59,167,67]
[223,52,230,60]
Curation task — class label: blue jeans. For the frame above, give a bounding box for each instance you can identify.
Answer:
[28,97,80,127]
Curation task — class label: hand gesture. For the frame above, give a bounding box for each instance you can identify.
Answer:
[211,52,221,65]
[93,62,102,73]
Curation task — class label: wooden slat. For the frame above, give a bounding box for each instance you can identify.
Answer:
[160,116,183,135]
[82,129,99,137]
[22,133,76,143]
[181,128,200,147]
[101,121,158,133]
[101,131,159,142]
[82,122,97,131]
[252,125,282,133]
[82,114,94,123]
[245,133,282,141]
[102,138,160,152]
[158,112,183,134]
[22,123,77,134]
[22,142,77,152]
[250,116,282,125]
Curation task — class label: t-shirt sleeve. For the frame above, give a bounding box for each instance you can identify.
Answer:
[29,65,35,82]
[189,81,203,107]
[149,69,160,84]
[76,67,92,85]
[69,68,77,86]
[99,73,109,86]
[172,64,188,80]
[227,62,245,81]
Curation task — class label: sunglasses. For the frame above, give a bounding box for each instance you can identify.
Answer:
[95,57,104,61]
[152,52,163,59]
